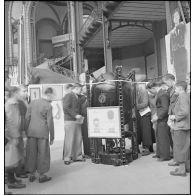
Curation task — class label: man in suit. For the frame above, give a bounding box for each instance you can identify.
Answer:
[62,83,85,165]
[155,81,171,161]
[25,87,54,183]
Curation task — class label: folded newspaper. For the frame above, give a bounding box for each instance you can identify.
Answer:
[139,106,151,116]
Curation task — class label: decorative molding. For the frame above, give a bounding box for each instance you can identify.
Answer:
[46,3,61,25]
[8,1,14,64]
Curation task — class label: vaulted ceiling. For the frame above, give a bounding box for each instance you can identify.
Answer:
[85,1,166,48]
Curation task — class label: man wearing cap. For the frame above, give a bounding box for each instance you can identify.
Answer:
[169,81,190,176]
[62,83,85,165]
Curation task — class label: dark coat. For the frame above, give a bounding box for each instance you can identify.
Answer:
[136,87,149,111]
[156,89,170,121]
[62,92,80,121]
[156,89,171,159]
[25,99,54,140]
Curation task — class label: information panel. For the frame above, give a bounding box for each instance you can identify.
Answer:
[87,106,121,138]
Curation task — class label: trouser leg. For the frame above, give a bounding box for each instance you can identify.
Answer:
[37,139,50,175]
[6,168,15,183]
[157,121,170,159]
[141,114,153,149]
[25,137,37,174]
[178,163,186,173]
[168,128,173,150]
[63,122,76,161]
[155,127,160,156]
[73,124,83,160]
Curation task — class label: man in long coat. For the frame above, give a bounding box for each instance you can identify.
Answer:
[155,81,171,161]
[136,84,154,156]
[25,87,54,183]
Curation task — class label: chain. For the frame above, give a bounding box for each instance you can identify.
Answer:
[116,66,126,165]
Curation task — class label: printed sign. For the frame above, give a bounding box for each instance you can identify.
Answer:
[87,106,121,138]
[51,100,65,141]
[29,87,41,101]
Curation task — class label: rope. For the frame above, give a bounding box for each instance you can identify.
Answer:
[84,80,149,85]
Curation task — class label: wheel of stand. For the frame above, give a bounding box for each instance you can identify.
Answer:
[96,158,101,164]
[113,159,122,166]
[133,154,138,160]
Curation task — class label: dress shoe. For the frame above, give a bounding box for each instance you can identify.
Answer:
[16,173,28,178]
[170,170,186,177]
[7,182,26,189]
[64,161,71,165]
[141,150,150,156]
[39,175,52,183]
[157,158,171,161]
[175,168,190,173]
[29,175,36,182]
[168,161,179,166]
[152,155,159,158]
[74,158,86,162]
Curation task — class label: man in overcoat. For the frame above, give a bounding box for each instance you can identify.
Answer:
[25,87,54,183]
[155,81,171,161]
[136,84,153,156]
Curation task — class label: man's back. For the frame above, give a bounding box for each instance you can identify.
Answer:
[62,92,80,121]
[26,99,54,139]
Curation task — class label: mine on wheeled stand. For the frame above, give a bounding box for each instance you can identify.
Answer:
[86,66,138,166]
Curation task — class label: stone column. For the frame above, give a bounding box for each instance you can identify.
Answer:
[102,16,113,72]
[165,1,172,34]
[70,1,78,76]
[75,1,84,74]
[152,21,163,76]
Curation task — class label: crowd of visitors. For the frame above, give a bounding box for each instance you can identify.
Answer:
[141,74,190,176]
[4,73,190,191]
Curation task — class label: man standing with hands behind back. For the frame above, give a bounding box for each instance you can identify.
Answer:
[25,87,54,183]
[62,83,85,165]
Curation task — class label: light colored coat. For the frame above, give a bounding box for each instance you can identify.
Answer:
[172,92,190,131]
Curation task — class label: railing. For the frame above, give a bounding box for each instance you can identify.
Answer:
[48,60,76,80]
[79,9,102,38]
